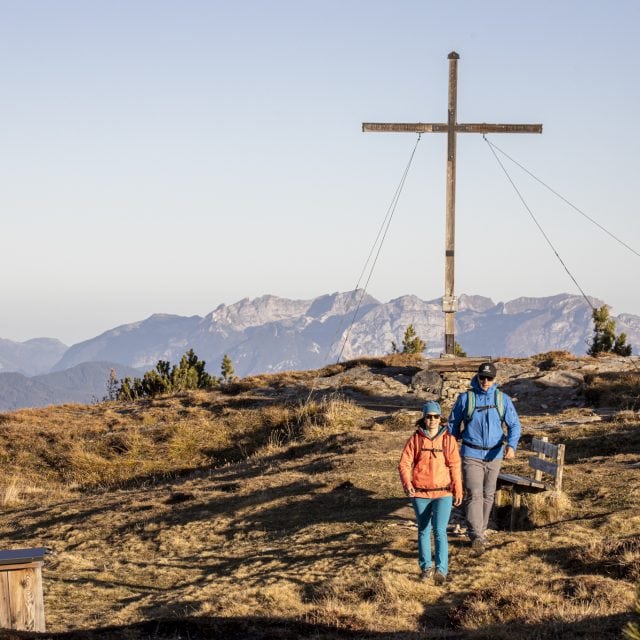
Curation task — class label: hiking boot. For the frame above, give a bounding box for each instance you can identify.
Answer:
[420,567,434,581]
[434,570,447,586]
[471,537,486,556]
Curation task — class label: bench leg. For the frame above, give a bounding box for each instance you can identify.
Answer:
[510,489,522,531]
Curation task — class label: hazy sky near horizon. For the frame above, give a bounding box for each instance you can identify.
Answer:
[2,1,639,345]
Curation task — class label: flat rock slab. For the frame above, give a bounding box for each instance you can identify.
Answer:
[535,371,584,388]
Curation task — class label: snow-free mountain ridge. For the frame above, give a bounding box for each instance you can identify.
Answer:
[1,291,638,411]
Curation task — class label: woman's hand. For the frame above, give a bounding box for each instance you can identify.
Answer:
[406,486,416,498]
[454,495,463,507]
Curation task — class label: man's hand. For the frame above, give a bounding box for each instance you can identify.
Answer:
[504,446,515,460]
[453,495,462,507]
[406,486,416,498]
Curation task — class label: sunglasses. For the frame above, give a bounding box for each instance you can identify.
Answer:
[478,375,495,382]
[424,414,440,420]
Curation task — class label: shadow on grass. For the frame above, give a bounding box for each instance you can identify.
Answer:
[561,424,640,462]
[528,532,640,581]
[0,615,439,639]
[1,611,633,639]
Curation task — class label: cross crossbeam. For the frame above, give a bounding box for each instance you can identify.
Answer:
[363,52,542,355]
[363,123,542,134]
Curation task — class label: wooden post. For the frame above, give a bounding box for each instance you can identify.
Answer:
[510,489,521,532]
[0,549,46,632]
[533,436,547,482]
[443,52,458,355]
[554,443,566,491]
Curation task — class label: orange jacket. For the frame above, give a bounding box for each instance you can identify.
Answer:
[398,426,463,500]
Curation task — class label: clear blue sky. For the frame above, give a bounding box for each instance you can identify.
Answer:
[2,1,639,344]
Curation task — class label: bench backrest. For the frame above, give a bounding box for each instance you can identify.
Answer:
[528,436,565,491]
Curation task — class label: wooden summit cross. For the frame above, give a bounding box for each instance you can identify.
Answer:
[363,52,542,355]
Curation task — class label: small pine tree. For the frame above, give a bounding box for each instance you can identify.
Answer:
[588,306,616,355]
[401,325,426,354]
[613,332,633,356]
[220,354,235,383]
[588,305,632,356]
[117,377,137,402]
[454,341,467,357]
[104,368,119,401]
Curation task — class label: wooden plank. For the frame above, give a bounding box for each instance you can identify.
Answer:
[362,122,448,133]
[31,567,45,632]
[7,567,45,631]
[533,436,548,482]
[531,437,559,458]
[554,443,566,491]
[0,562,42,573]
[529,457,558,477]
[456,123,543,134]
[0,550,46,566]
[497,473,546,490]
[362,123,543,134]
[0,571,11,629]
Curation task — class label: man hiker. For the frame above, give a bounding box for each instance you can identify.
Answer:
[447,362,521,555]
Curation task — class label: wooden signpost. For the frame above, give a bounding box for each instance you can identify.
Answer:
[363,52,543,355]
[0,548,47,632]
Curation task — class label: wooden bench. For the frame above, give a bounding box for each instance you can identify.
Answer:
[496,436,566,530]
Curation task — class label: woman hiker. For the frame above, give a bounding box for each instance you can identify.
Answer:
[398,400,463,584]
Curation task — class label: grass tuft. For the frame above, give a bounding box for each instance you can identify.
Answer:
[523,490,573,526]
[569,535,640,581]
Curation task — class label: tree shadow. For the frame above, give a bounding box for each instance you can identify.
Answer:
[5,614,455,639]
[561,424,640,462]
[527,531,640,581]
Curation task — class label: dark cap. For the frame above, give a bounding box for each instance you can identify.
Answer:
[477,362,497,378]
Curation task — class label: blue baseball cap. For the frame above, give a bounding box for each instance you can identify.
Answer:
[422,400,442,417]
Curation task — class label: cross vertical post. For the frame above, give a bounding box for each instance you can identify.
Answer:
[444,52,459,355]
[362,52,542,356]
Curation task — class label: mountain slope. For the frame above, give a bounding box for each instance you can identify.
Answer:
[0,337,68,375]
[0,361,143,411]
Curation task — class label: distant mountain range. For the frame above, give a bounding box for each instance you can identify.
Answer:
[1,291,638,411]
[0,362,143,412]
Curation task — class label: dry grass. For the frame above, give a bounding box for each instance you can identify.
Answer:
[0,392,366,497]
[584,370,640,409]
[0,476,21,508]
[568,536,640,581]
[317,353,425,378]
[522,490,573,527]
[0,357,637,639]
[449,576,633,637]
[533,350,577,371]
[370,410,418,433]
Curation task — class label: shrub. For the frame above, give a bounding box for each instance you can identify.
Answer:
[391,325,426,355]
[117,349,216,401]
[589,305,632,356]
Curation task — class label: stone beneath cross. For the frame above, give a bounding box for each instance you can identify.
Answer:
[362,51,542,356]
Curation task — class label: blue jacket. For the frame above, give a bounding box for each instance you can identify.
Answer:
[447,376,521,461]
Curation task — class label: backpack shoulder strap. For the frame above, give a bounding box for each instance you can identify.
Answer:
[465,389,475,423]
[495,388,505,421]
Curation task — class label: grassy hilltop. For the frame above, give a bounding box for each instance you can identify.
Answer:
[0,353,638,639]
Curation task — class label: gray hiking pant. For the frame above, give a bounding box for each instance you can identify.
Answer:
[462,457,502,540]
